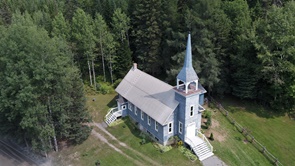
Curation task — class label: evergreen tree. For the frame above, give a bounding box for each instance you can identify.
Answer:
[223,0,259,99]
[0,12,90,154]
[111,8,132,79]
[254,1,295,111]
[131,0,162,75]
[51,12,70,40]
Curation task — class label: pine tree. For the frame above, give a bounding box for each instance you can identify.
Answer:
[0,12,90,154]
[131,0,162,75]
[254,1,295,111]
[223,0,259,99]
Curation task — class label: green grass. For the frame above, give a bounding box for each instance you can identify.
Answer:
[205,107,271,166]
[107,117,202,166]
[52,135,135,166]
[53,93,200,166]
[214,96,295,166]
[86,93,117,123]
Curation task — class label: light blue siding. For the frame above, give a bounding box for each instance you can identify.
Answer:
[127,101,165,144]
[175,92,200,141]
[199,94,205,105]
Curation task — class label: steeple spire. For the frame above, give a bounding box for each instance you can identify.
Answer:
[177,34,198,83]
[183,33,193,68]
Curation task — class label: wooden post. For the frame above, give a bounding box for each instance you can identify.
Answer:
[251,136,255,143]
[262,146,266,154]
[274,158,278,165]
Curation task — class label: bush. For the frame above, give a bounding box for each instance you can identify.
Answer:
[203,110,212,118]
[209,133,214,141]
[97,82,115,94]
[95,160,100,166]
[113,79,122,88]
[153,143,172,153]
[179,146,198,161]
[206,116,212,127]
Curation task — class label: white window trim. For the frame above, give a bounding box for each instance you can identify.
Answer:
[128,102,132,111]
[135,106,137,115]
[155,121,158,132]
[141,110,144,120]
[121,105,126,110]
[147,116,151,126]
[179,121,183,134]
[168,122,173,134]
[190,105,194,117]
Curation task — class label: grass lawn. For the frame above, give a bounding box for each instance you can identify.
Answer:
[214,96,295,166]
[86,93,117,123]
[53,93,200,166]
[107,117,202,166]
[52,135,135,166]
[204,107,271,166]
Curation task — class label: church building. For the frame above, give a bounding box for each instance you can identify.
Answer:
[105,34,214,161]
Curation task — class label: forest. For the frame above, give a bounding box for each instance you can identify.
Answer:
[0,0,295,154]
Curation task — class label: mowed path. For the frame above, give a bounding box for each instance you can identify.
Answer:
[89,122,161,166]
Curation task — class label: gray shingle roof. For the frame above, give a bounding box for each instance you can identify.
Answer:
[177,34,199,82]
[116,68,179,125]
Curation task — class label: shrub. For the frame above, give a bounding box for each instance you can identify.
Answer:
[113,79,122,88]
[203,110,212,118]
[153,143,172,153]
[206,116,212,127]
[177,140,183,147]
[97,82,115,94]
[95,160,100,166]
[179,146,198,161]
[209,133,214,141]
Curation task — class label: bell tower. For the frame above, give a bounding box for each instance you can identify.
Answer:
[174,33,205,141]
[176,33,199,93]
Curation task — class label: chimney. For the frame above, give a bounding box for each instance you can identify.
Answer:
[133,63,137,70]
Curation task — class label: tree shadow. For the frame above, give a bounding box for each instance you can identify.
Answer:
[107,95,118,108]
[122,117,152,145]
[214,95,285,119]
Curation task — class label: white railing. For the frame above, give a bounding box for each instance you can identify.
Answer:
[185,137,196,149]
[197,131,213,152]
[105,107,118,121]
[198,104,205,112]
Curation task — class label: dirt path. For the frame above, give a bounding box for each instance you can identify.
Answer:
[91,130,144,166]
[90,122,161,166]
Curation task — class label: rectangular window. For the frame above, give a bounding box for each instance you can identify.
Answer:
[155,121,158,131]
[141,110,144,120]
[179,121,183,134]
[128,102,133,111]
[147,116,151,126]
[190,105,194,117]
[168,122,173,133]
[135,106,137,115]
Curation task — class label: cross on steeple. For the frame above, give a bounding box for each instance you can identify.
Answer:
[176,33,199,94]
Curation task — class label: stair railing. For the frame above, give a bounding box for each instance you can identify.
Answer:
[197,131,213,152]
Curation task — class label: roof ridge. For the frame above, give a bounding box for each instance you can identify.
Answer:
[126,69,176,109]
